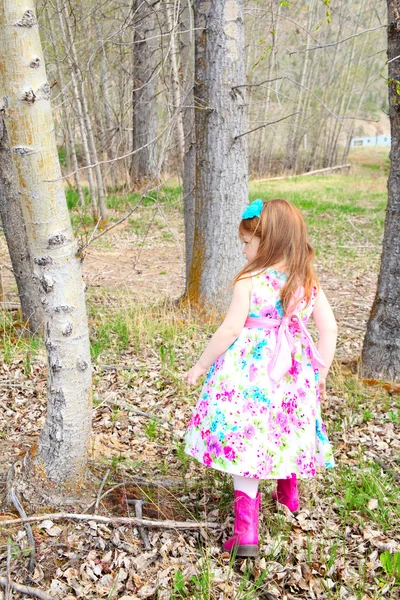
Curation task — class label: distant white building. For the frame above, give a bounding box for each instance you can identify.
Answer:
[351,134,391,148]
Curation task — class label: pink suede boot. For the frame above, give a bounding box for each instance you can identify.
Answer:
[272,473,299,513]
[223,491,261,557]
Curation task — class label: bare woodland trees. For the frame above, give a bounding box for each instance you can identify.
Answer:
[0,0,92,500]
[361,0,400,382]
[186,0,248,308]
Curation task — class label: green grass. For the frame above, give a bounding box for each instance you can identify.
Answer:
[249,175,387,267]
[0,311,44,364]
[333,460,400,532]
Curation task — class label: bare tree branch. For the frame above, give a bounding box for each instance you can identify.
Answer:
[288,24,386,56]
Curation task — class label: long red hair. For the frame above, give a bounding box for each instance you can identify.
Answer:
[234,198,318,313]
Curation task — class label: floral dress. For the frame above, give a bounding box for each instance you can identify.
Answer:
[184,269,335,480]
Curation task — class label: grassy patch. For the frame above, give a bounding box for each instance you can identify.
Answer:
[249,175,387,268]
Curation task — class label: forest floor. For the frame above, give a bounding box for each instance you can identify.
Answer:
[0,150,399,599]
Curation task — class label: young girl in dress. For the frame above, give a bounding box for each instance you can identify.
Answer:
[183,198,337,557]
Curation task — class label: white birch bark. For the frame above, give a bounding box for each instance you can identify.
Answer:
[187,0,248,308]
[0,0,92,499]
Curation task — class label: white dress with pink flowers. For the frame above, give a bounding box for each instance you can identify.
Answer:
[184,269,335,480]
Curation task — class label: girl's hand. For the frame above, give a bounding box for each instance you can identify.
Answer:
[319,377,327,401]
[183,363,208,386]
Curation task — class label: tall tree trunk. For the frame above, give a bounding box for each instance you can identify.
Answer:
[0,0,92,502]
[361,1,400,382]
[181,0,196,285]
[131,0,158,184]
[0,116,44,333]
[187,0,248,309]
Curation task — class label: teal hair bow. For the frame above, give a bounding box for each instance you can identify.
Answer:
[242,198,263,219]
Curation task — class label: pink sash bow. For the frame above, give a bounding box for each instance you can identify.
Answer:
[244,314,326,383]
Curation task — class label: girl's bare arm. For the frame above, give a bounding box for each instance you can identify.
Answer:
[184,278,251,385]
[312,288,338,381]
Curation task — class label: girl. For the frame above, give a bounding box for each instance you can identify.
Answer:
[183,198,337,557]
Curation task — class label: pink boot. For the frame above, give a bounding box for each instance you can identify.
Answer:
[272,473,299,513]
[223,491,261,557]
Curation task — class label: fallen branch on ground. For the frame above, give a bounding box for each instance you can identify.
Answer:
[0,512,219,530]
[0,577,54,600]
[104,396,174,430]
[256,164,351,182]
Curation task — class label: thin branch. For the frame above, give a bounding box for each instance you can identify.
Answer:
[94,469,110,515]
[134,500,151,550]
[45,121,171,182]
[0,512,219,530]
[7,466,35,576]
[288,25,386,56]
[0,578,54,600]
[107,396,174,430]
[233,77,350,133]
[234,112,300,140]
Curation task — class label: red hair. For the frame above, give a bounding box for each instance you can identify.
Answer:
[234,198,318,313]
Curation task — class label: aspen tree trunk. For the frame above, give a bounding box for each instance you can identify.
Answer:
[361,0,400,382]
[181,0,196,285]
[131,0,158,184]
[0,116,44,333]
[187,0,248,309]
[0,0,92,502]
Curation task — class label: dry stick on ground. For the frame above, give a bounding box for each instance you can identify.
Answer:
[133,500,151,550]
[94,468,111,514]
[106,396,174,430]
[0,577,54,600]
[0,512,219,530]
[256,164,351,182]
[6,466,35,576]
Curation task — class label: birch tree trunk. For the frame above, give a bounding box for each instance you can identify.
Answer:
[187,0,248,309]
[0,0,92,502]
[361,1,400,382]
[131,0,158,184]
[0,115,44,333]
